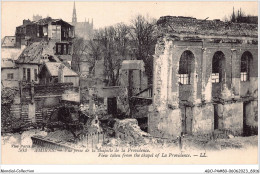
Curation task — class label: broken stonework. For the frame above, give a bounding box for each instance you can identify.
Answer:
[192,104,214,135]
[222,102,243,135]
[149,16,258,138]
[113,119,150,145]
[85,115,103,134]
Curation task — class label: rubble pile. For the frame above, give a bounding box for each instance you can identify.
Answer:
[157,16,258,37]
[45,130,74,142]
[85,115,103,134]
[113,119,150,145]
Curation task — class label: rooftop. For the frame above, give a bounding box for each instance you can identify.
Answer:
[1,59,17,69]
[42,62,78,77]
[17,17,73,28]
[1,46,25,60]
[1,36,16,47]
[121,60,145,71]
[16,41,60,64]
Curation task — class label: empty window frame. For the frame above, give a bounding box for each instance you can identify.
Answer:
[34,69,38,81]
[211,73,219,83]
[241,52,252,82]
[56,43,68,55]
[57,44,62,54]
[179,51,194,85]
[23,68,26,80]
[212,51,225,83]
[63,45,67,54]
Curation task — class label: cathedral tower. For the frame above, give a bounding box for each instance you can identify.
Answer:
[72,1,77,23]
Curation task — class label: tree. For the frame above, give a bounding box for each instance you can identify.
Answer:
[129,15,157,84]
[90,23,131,86]
[71,37,88,73]
[87,38,103,76]
[1,87,23,132]
[226,7,257,24]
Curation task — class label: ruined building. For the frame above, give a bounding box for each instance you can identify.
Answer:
[15,17,74,46]
[2,17,79,125]
[1,36,26,88]
[148,16,258,138]
[32,14,42,22]
[71,2,94,40]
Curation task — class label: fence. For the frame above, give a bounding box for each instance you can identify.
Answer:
[79,131,107,148]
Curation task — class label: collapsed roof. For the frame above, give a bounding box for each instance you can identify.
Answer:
[17,17,73,28]
[16,41,60,64]
[157,16,258,38]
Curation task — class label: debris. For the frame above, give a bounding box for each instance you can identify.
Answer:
[157,16,257,37]
[113,118,150,145]
[85,115,103,134]
[45,130,74,142]
[228,134,234,139]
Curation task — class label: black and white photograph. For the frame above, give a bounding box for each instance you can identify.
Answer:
[0,1,259,172]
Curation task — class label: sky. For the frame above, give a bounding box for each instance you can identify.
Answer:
[1,1,258,38]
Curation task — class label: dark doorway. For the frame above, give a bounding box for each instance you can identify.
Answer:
[181,106,193,135]
[214,104,218,130]
[107,97,117,115]
[243,102,250,136]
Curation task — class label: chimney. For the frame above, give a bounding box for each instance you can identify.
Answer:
[58,64,65,83]
[23,19,31,25]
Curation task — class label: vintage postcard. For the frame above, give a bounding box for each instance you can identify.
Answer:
[1,1,259,168]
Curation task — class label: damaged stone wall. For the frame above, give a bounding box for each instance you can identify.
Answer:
[148,108,182,138]
[217,102,243,135]
[192,104,214,135]
[148,38,182,138]
[244,100,258,135]
[19,83,75,123]
[148,16,258,138]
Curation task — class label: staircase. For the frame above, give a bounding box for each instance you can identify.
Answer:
[35,110,43,123]
[131,85,153,106]
[132,84,153,100]
[21,111,32,124]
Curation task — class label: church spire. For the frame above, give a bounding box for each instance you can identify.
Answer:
[72,1,77,23]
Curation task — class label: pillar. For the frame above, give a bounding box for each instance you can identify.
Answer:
[153,38,176,110]
[201,47,212,102]
[231,49,240,96]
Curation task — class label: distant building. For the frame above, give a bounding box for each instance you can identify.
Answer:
[239,16,258,24]
[2,16,80,126]
[15,17,75,46]
[32,14,42,21]
[1,36,26,88]
[70,2,94,40]
[1,36,17,47]
[1,59,19,88]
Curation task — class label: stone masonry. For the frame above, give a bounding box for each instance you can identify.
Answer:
[148,16,258,138]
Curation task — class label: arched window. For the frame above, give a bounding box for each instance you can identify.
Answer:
[241,51,252,82]
[179,51,194,85]
[212,51,225,83]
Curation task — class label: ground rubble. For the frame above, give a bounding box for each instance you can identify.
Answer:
[113,118,151,145]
